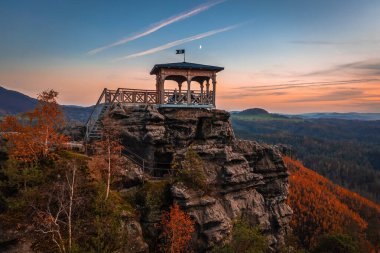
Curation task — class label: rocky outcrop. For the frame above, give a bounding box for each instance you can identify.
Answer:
[110,105,292,252]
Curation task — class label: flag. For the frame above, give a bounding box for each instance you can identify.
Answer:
[176,49,185,54]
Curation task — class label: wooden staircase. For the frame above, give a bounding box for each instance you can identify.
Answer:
[85,88,114,142]
[85,88,159,142]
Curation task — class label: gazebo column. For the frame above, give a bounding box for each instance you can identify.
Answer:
[212,75,216,107]
[159,75,165,104]
[206,80,210,102]
[187,78,191,105]
[155,76,160,104]
[178,82,182,97]
[200,81,204,104]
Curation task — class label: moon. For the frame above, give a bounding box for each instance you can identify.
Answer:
[199,45,202,50]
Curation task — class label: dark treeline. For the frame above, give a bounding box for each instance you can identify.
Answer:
[232,117,380,203]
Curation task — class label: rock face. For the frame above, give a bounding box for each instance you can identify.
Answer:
[110,105,292,252]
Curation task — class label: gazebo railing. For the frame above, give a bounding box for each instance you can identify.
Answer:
[163,89,214,105]
[111,88,158,104]
[86,88,214,142]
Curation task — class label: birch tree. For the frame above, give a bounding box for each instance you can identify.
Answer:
[92,116,124,201]
[34,159,84,253]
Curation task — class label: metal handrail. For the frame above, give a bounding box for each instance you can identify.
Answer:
[85,88,106,127]
[123,146,172,175]
[85,89,107,140]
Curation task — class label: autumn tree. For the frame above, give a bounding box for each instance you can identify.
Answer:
[160,203,195,253]
[284,156,378,251]
[91,116,124,201]
[30,89,67,156]
[0,90,67,191]
[0,89,67,163]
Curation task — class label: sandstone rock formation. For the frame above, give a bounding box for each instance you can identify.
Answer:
[111,105,292,252]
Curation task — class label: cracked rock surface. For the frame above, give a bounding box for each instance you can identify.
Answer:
[112,105,292,252]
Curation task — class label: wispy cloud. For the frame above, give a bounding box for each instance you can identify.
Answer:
[220,91,288,99]
[236,79,379,92]
[287,89,365,103]
[114,24,240,61]
[289,40,380,45]
[87,0,226,56]
[290,40,346,45]
[306,59,380,76]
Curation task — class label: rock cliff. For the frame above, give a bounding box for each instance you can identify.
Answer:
[111,105,292,252]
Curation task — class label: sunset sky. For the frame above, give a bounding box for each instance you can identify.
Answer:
[1,0,379,113]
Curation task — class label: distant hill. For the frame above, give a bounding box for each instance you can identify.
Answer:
[285,156,380,251]
[296,112,380,121]
[0,86,92,123]
[232,108,291,121]
[0,86,37,115]
[238,108,269,115]
[231,108,380,121]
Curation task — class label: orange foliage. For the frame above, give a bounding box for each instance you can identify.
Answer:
[284,156,380,248]
[0,90,67,162]
[160,203,195,253]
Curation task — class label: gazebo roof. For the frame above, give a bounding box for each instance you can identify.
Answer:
[150,62,224,75]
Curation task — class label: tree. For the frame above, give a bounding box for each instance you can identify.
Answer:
[313,234,360,253]
[284,156,379,251]
[0,89,67,163]
[29,90,66,157]
[1,115,41,163]
[34,156,87,253]
[160,203,195,253]
[91,116,124,201]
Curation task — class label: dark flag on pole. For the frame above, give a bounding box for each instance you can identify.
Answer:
[176,49,186,62]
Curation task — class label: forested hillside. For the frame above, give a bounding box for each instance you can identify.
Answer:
[285,157,380,252]
[232,112,380,204]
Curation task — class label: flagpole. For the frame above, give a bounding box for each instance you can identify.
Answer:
[176,49,186,62]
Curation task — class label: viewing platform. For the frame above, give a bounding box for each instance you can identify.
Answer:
[85,61,224,141]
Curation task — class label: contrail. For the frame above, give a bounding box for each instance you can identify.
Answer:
[87,0,226,56]
[114,24,240,61]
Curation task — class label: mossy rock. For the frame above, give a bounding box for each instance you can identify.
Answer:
[135,180,172,211]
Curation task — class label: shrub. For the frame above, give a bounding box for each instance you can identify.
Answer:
[212,220,268,253]
[313,234,360,253]
[134,180,171,211]
[174,149,207,192]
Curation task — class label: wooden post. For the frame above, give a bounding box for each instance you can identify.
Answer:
[200,81,204,104]
[187,78,191,105]
[212,74,216,107]
[206,80,210,102]
[178,82,182,96]
[155,75,160,104]
[159,75,165,104]
[177,82,182,104]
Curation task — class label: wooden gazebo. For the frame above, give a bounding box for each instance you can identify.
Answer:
[85,61,224,140]
[151,62,224,108]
